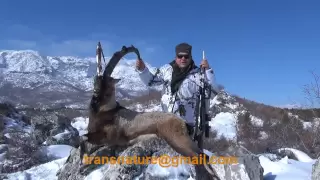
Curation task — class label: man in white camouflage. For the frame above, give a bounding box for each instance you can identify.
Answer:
[135,42,219,135]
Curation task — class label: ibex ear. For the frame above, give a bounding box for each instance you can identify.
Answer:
[113,78,121,84]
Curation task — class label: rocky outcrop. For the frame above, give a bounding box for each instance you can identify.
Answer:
[0,102,29,124]
[31,112,80,147]
[312,157,320,180]
[57,137,264,180]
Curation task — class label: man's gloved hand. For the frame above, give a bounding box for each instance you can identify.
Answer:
[200,59,210,69]
[136,58,145,71]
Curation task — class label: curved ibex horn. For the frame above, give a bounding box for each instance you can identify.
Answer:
[102,44,142,78]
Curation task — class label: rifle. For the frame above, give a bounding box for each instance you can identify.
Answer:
[193,51,216,149]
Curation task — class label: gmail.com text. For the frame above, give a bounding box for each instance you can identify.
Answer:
[83,154,238,167]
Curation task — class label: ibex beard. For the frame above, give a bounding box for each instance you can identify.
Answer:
[81,75,220,180]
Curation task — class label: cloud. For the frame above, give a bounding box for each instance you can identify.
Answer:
[0,24,158,58]
[3,38,113,57]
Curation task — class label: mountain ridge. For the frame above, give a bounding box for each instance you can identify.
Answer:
[0,49,161,108]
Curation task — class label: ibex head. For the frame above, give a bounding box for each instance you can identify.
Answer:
[95,42,140,110]
[99,76,121,105]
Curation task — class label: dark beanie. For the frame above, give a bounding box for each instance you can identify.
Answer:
[175,43,192,55]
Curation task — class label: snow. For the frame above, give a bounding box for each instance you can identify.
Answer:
[250,115,264,127]
[260,155,315,180]
[2,116,32,140]
[259,131,269,139]
[5,157,68,180]
[134,103,162,112]
[144,163,193,179]
[71,117,89,136]
[4,144,72,180]
[303,121,312,129]
[277,148,315,163]
[39,145,75,159]
[2,116,31,132]
[225,103,238,110]
[52,130,70,140]
[85,165,110,180]
[209,112,237,140]
[210,96,221,105]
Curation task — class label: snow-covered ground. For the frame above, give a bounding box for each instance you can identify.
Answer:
[71,117,89,136]
[5,157,68,180]
[260,153,316,180]
[38,145,75,159]
[209,112,237,140]
[3,110,318,180]
[4,145,316,180]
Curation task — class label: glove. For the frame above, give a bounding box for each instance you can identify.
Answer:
[200,59,210,69]
[136,58,145,71]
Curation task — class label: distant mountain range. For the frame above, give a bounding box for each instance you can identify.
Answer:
[0,50,161,108]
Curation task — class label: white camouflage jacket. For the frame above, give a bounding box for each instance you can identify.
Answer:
[136,63,219,126]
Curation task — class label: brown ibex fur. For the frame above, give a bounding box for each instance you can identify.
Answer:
[81,75,221,180]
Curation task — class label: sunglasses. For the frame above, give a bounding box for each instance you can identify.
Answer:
[177,55,190,59]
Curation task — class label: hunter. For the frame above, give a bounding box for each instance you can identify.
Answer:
[135,42,219,136]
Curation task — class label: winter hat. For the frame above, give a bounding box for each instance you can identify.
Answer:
[175,43,192,56]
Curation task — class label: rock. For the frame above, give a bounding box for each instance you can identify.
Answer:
[0,173,8,180]
[57,136,264,180]
[0,103,18,118]
[31,112,58,144]
[57,136,167,180]
[45,115,80,147]
[31,112,80,147]
[312,157,320,180]
[276,149,299,161]
[209,144,264,180]
[0,144,8,161]
[0,144,8,154]
[0,102,29,125]
[0,116,4,132]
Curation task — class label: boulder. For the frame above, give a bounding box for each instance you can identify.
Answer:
[31,112,80,147]
[57,137,264,180]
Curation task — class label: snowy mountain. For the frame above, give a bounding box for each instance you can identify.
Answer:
[0,50,161,108]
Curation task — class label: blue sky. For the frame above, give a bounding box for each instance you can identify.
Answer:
[1,0,320,107]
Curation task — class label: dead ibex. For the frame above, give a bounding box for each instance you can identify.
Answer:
[80,43,221,180]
